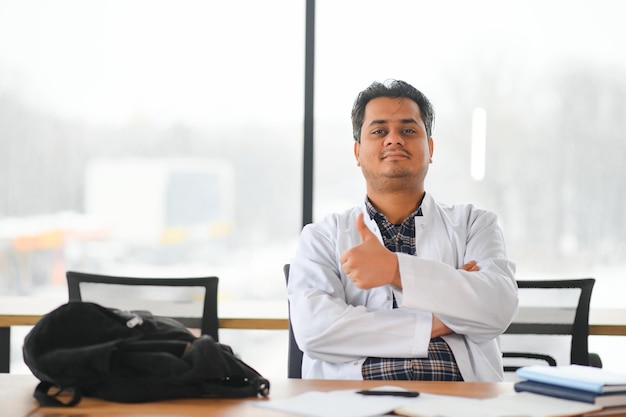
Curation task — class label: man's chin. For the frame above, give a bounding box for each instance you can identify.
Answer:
[382,169,414,179]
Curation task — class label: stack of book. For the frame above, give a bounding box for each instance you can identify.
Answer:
[515,365,626,408]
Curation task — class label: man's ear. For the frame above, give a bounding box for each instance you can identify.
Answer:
[428,137,434,163]
[354,141,361,166]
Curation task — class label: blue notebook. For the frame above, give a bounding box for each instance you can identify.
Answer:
[514,380,626,407]
[516,365,626,394]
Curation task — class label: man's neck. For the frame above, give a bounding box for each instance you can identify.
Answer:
[366,189,425,224]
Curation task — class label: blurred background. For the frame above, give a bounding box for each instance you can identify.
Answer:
[1,0,625,378]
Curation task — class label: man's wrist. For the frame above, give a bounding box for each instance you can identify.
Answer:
[390,253,402,288]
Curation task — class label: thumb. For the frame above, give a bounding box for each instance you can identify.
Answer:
[356,213,375,242]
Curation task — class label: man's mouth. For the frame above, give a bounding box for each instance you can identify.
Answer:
[382,150,410,160]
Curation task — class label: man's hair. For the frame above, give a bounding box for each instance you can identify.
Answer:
[351,79,435,143]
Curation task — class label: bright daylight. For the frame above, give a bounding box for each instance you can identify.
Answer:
[1,1,626,415]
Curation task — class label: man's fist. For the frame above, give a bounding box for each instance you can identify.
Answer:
[339,213,400,289]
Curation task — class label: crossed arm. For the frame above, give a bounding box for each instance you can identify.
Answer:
[339,213,480,339]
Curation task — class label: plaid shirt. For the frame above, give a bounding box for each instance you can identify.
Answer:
[361,197,463,381]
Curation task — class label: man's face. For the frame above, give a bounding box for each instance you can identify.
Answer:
[354,96,433,193]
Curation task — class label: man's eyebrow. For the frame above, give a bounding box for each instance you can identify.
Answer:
[367,119,387,127]
[367,118,419,127]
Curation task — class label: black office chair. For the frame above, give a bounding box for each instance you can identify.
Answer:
[502,278,601,372]
[283,264,304,379]
[66,271,219,341]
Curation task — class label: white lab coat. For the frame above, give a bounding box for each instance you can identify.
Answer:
[287,193,518,382]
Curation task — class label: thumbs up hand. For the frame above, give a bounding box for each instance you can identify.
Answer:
[340,213,400,289]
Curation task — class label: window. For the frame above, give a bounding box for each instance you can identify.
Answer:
[3,0,626,378]
[0,0,303,377]
[314,0,626,372]
[0,0,303,294]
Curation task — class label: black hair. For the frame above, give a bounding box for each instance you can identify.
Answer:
[351,79,435,142]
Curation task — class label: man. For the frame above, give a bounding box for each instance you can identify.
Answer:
[287,79,518,382]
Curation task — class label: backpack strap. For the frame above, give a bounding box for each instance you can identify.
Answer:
[232,354,270,397]
[33,381,82,407]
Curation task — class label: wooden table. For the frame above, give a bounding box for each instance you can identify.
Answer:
[589,309,626,336]
[508,307,626,337]
[0,296,289,329]
[5,374,624,417]
[0,373,514,417]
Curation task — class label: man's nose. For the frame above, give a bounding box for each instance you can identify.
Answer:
[384,131,405,146]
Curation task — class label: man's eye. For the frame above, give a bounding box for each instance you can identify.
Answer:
[403,128,417,134]
[371,129,385,135]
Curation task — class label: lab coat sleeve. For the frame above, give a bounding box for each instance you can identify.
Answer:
[288,220,433,364]
[399,208,518,344]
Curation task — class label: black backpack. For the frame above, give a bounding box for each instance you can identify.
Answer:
[22,301,270,406]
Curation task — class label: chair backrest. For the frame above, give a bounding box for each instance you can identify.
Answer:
[66,271,219,341]
[502,278,596,372]
[283,264,304,379]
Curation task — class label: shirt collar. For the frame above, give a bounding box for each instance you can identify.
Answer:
[364,193,424,226]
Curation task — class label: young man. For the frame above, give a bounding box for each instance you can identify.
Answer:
[287,79,518,382]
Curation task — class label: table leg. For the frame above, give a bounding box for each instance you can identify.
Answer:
[0,327,10,373]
